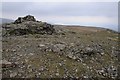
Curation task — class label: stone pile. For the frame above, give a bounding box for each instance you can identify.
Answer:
[2,15,55,36]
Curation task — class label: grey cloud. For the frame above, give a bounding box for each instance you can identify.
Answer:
[2,2,33,14]
[2,2,118,17]
[30,2,117,17]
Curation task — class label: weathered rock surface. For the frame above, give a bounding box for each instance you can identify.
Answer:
[14,15,36,24]
[2,15,55,36]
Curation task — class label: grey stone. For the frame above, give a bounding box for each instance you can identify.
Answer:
[55,73,59,76]
[1,60,16,69]
[52,43,66,53]
[10,72,17,77]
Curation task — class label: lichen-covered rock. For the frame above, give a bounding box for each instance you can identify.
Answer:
[2,15,55,36]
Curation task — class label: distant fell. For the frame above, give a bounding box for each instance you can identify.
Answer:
[0,18,14,24]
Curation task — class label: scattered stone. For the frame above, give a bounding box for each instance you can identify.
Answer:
[83,47,94,56]
[55,73,59,76]
[10,72,18,77]
[1,60,16,69]
[67,53,73,59]
[75,69,78,72]
[12,49,17,52]
[38,44,45,47]
[97,66,117,78]
[52,43,66,53]
[29,53,34,56]
[101,52,104,55]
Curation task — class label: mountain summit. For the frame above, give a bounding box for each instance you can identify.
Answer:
[2,15,55,36]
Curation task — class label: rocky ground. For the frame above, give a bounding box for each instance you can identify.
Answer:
[1,15,120,79]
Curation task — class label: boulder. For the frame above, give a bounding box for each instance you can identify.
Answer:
[14,15,36,24]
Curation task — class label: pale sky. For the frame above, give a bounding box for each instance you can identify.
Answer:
[1,1,119,31]
[1,0,119,2]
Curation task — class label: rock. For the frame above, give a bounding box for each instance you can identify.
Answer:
[101,52,104,55]
[38,44,45,47]
[67,53,73,59]
[14,15,36,24]
[83,75,88,78]
[10,72,18,77]
[97,66,117,78]
[18,73,22,77]
[29,53,34,56]
[58,63,62,67]
[85,47,93,52]
[70,43,74,46]
[107,66,117,78]
[75,69,78,72]
[1,60,16,69]
[1,60,12,65]
[12,49,17,52]
[55,73,59,76]
[52,43,66,53]
[83,47,94,56]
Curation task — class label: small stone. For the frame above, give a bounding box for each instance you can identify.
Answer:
[67,53,73,59]
[18,73,22,76]
[10,72,17,77]
[19,54,23,57]
[52,43,66,53]
[2,60,16,68]
[58,63,62,67]
[83,75,88,78]
[75,69,78,72]
[25,59,28,62]
[70,43,74,46]
[83,63,86,66]
[72,56,76,60]
[101,52,104,55]
[64,60,66,62]
[1,60,12,65]
[38,44,45,47]
[55,73,59,76]
[12,49,16,52]
[29,53,34,56]
[27,65,31,68]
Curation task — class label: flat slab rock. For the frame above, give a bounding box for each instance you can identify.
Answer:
[0,60,16,68]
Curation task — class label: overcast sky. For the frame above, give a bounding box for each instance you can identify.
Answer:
[1,2,118,31]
